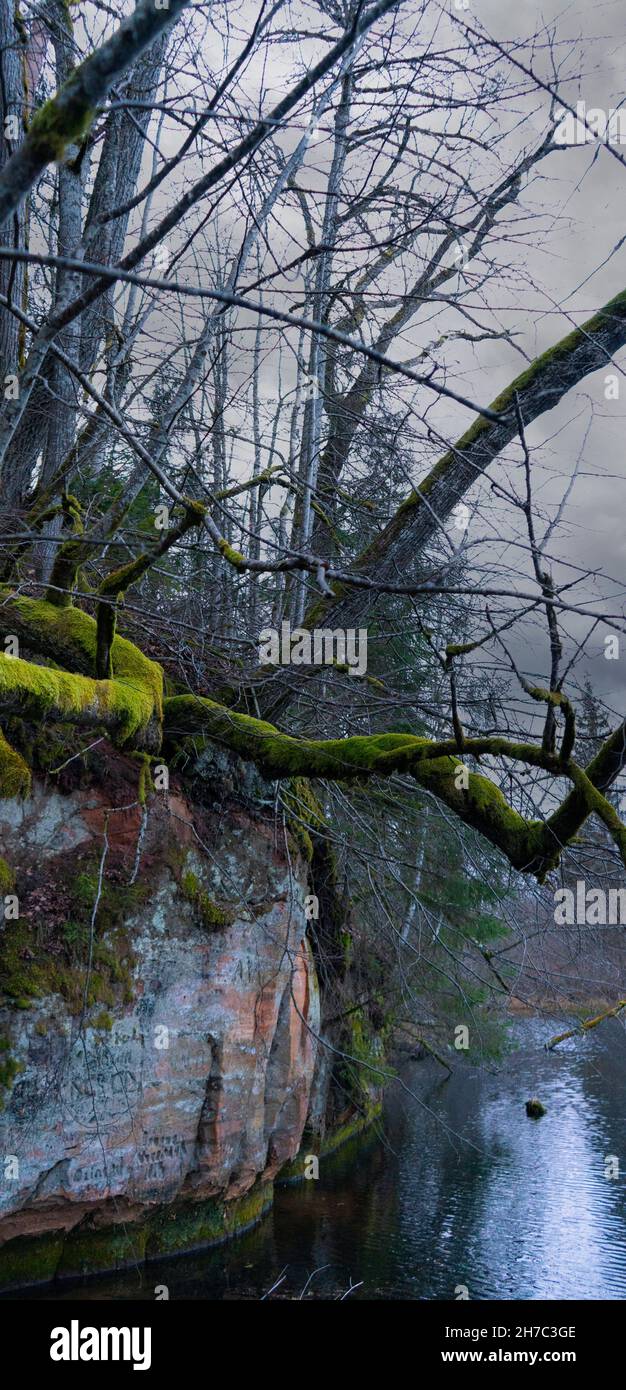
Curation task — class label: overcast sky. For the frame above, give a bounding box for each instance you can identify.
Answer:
[400,1,626,723]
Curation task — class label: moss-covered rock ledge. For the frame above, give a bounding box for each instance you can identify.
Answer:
[0,1182,274,1292]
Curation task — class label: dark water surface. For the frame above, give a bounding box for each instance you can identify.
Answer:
[26,1017,626,1300]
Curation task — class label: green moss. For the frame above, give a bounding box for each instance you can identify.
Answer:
[0,920,111,1013]
[91,1010,113,1032]
[165,697,536,875]
[0,1181,275,1290]
[218,539,246,569]
[0,1231,65,1290]
[0,648,157,749]
[98,499,207,604]
[339,1007,391,1108]
[4,718,106,790]
[46,498,84,604]
[0,727,31,797]
[412,755,536,871]
[314,285,626,605]
[397,290,626,519]
[0,592,163,726]
[180,870,234,931]
[95,947,133,1005]
[56,1223,147,1282]
[98,557,149,600]
[0,867,143,1015]
[278,1103,383,1182]
[0,857,15,894]
[283,777,324,863]
[27,87,94,164]
[0,599,572,881]
[61,919,89,954]
[72,871,98,910]
[28,721,86,778]
[165,694,431,779]
[147,1181,273,1259]
[163,697,539,869]
[0,585,603,882]
[0,1036,23,1108]
[132,751,153,805]
[0,593,97,669]
[183,498,207,524]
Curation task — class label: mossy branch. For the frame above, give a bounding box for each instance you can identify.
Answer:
[44,493,85,607]
[161,695,563,874]
[546,1001,626,1051]
[0,651,159,749]
[94,500,206,678]
[519,683,576,767]
[163,695,626,878]
[289,283,626,652]
[566,761,626,864]
[0,589,161,697]
[1,591,625,882]
[540,720,626,866]
[0,0,191,228]
[0,592,162,749]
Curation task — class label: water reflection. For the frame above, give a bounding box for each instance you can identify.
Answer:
[14,1017,626,1300]
[390,1018,626,1300]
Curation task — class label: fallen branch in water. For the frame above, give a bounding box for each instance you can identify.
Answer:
[545,1000,626,1051]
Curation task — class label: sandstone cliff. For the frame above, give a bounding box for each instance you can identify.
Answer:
[0,746,329,1288]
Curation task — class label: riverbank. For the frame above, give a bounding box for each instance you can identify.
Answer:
[5,1016,626,1300]
[0,1102,383,1294]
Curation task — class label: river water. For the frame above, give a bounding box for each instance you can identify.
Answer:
[23,1016,626,1300]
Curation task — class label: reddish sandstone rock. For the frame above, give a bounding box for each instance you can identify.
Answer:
[0,767,320,1258]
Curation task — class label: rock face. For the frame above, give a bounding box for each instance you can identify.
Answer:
[0,751,320,1285]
